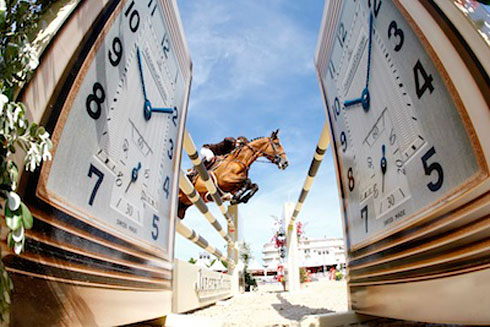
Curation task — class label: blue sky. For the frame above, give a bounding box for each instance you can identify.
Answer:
[175,0,343,264]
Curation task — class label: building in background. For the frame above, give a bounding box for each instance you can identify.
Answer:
[262,237,345,275]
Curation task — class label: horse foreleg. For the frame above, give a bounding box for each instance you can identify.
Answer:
[231,179,252,205]
[241,183,259,203]
[178,190,193,219]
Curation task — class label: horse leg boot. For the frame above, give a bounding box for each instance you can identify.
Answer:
[231,179,252,205]
[241,183,259,204]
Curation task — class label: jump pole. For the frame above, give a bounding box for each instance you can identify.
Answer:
[227,204,240,295]
[179,170,234,245]
[286,122,330,291]
[175,220,235,267]
[183,130,237,231]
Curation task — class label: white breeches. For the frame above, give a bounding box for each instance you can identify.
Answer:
[200,147,215,161]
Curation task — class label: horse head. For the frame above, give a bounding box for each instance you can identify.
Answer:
[267,129,289,170]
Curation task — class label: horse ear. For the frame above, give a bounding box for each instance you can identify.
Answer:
[271,129,279,139]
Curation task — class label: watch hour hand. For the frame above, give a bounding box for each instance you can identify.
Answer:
[144,106,175,120]
[151,107,174,114]
[344,97,362,108]
[344,88,370,111]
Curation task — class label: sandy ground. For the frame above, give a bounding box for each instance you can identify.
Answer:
[166,279,349,327]
[164,279,463,327]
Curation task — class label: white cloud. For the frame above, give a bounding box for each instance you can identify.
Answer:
[181,0,315,106]
[174,0,344,264]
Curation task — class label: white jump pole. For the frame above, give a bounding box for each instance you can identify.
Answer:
[179,170,234,245]
[286,122,330,291]
[175,220,234,267]
[183,130,237,231]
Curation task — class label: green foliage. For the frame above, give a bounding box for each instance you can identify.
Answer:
[244,270,256,292]
[0,0,57,93]
[0,0,55,322]
[299,267,311,283]
[239,242,256,291]
[239,241,253,266]
[188,257,196,264]
[335,271,343,281]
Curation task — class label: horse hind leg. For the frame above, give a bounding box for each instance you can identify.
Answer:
[177,201,192,219]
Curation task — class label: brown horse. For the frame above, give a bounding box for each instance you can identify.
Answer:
[178,129,288,218]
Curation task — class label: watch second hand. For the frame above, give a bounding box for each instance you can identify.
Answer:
[380,144,387,193]
[125,162,142,193]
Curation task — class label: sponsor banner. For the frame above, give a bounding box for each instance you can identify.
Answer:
[173,259,232,313]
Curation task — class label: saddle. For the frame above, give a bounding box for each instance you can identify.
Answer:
[185,156,223,183]
[185,156,237,202]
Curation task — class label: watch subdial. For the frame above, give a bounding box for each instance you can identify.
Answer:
[359,118,412,220]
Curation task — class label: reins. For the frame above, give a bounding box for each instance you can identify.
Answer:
[221,136,283,170]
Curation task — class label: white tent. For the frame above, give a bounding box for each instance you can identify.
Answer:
[195,258,209,268]
[209,259,227,272]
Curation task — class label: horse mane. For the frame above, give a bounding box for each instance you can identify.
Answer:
[228,136,266,158]
[249,136,266,142]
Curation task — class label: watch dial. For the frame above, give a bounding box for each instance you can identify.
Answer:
[39,0,187,254]
[323,0,481,248]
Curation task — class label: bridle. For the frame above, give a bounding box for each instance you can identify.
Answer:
[245,137,285,166]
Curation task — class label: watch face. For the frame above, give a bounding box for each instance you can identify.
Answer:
[38,0,188,256]
[321,0,485,249]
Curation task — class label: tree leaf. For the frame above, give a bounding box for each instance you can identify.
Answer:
[20,202,32,229]
[7,232,13,249]
[12,225,24,243]
[13,241,23,255]
[4,206,22,230]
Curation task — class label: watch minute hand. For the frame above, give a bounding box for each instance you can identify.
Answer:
[344,13,373,112]
[136,47,148,100]
[366,12,373,89]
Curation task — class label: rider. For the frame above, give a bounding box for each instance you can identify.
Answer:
[200,136,248,168]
